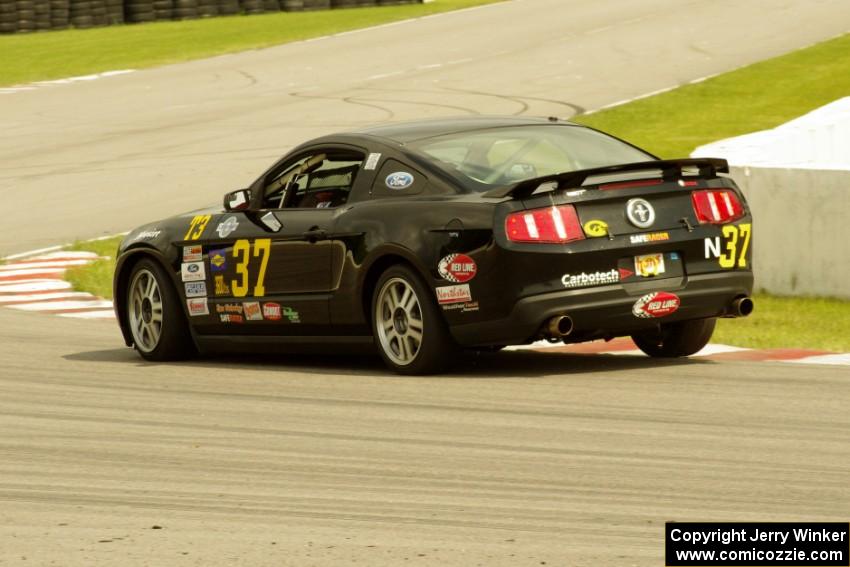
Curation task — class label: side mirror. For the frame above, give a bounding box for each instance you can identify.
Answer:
[224,189,251,212]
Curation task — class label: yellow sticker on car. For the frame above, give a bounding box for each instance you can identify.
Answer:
[583,220,608,237]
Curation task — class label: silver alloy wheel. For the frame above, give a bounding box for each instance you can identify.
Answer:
[375,277,424,366]
[128,268,164,353]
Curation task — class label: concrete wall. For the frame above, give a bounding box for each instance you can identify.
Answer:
[729,166,850,299]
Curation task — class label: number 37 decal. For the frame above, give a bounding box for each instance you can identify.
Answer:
[232,239,271,297]
[704,223,751,269]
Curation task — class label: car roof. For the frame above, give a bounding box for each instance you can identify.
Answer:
[351,116,579,144]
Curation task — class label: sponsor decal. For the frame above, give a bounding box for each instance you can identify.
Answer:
[561,269,619,289]
[626,198,656,229]
[618,267,635,281]
[437,253,477,283]
[181,262,206,282]
[704,223,751,269]
[132,229,161,241]
[632,292,680,319]
[635,253,666,277]
[283,306,301,323]
[220,313,244,324]
[441,301,480,313]
[261,211,282,232]
[209,248,227,272]
[262,302,282,321]
[186,297,209,316]
[243,301,263,321]
[184,281,207,298]
[435,284,472,305]
[583,220,609,238]
[183,245,202,263]
[216,303,242,314]
[214,275,231,296]
[364,152,382,171]
[385,171,414,190]
[630,232,670,244]
[670,252,680,261]
[215,216,239,238]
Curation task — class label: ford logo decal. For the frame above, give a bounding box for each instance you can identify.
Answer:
[385,172,414,190]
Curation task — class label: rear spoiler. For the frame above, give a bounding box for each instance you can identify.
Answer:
[481,158,729,199]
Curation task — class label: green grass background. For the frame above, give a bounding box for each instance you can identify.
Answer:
[0,0,502,86]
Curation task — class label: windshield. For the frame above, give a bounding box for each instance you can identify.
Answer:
[407,124,654,188]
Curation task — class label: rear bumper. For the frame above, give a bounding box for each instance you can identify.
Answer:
[449,271,753,347]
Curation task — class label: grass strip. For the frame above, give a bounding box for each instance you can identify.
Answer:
[0,0,503,86]
[574,33,850,158]
[64,236,123,300]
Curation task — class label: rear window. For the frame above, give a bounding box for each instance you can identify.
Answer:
[407,125,653,189]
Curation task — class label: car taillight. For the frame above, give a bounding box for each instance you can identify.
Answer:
[505,205,585,243]
[691,189,744,224]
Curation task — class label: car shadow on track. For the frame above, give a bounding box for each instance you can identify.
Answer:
[64,346,708,378]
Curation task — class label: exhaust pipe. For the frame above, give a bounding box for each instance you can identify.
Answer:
[730,296,754,317]
[547,315,574,338]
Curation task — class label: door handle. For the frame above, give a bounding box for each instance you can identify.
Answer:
[302,227,328,241]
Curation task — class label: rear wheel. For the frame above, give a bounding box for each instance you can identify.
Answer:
[631,317,716,358]
[372,265,456,375]
[126,259,195,361]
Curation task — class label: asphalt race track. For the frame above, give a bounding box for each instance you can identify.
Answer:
[1,1,850,565]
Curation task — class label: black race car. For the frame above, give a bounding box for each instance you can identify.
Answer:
[114,116,754,374]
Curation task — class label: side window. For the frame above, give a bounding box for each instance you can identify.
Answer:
[262,150,364,209]
[371,159,427,199]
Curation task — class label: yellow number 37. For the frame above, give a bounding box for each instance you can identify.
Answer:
[704,223,751,269]
[231,239,271,297]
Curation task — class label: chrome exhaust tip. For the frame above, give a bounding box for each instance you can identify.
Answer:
[731,296,754,317]
[547,315,574,337]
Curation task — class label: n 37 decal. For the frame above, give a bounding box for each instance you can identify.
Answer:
[704,223,751,268]
[231,239,271,297]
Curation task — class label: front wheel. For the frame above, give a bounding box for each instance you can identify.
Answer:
[631,317,716,358]
[126,258,195,361]
[371,265,457,375]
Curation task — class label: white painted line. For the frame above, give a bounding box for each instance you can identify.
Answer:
[2,234,125,262]
[787,353,850,366]
[58,309,116,319]
[0,280,73,293]
[607,349,646,356]
[2,244,65,261]
[0,259,92,271]
[9,299,114,312]
[0,268,67,279]
[0,292,95,304]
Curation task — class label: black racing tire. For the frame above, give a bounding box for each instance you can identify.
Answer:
[631,317,716,358]
[371,264,457,375]
[126,258,196,362]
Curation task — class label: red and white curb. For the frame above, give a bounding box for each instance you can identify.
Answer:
[508,338,850,366]
[0,251,114,319]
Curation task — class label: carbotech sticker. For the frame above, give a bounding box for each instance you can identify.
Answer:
[561,270,619,289]
[243,301,263,321]
[186,298,209,316]
[435,284,472,305]
[184,281,207,298]
[438,253,477,283]
[632,292,680,319]
[181,262,206,282]
[183,245,202,263]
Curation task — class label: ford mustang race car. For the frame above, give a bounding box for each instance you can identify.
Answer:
[114,116,754,374]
